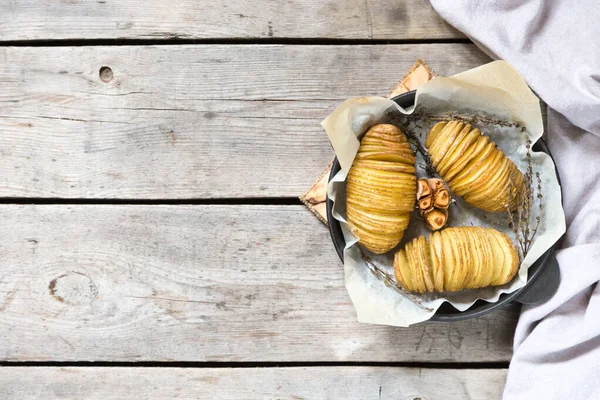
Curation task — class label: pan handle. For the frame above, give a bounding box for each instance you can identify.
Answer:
[513,253,560,305]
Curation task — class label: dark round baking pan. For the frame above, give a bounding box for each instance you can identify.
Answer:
[326,90,562,322]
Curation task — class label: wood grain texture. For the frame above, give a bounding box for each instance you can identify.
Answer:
[0,367,507,399]
[0,204,518,362]
[0,0,462,41]
[0,44,491,198]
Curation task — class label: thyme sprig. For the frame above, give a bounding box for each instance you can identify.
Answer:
[506,139,543,259]
[358,247,433,312]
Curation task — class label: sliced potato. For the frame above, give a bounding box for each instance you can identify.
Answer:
[460,228,477,290]
[425,121,524,212]
[444,134,488,182]
[425,121,447,148]
[417,236,435,292]
[487,228,506,285]
[430,232,444,292]
[446,228,467,291]
[430,121,464,166]
[437,127,481,176]
[346,124,417,254]
[394,249,411,290]
[406,240,424,293]
[492,230,520,285]
[393,227,519,293]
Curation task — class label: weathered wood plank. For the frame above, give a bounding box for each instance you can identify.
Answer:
[0,367,507,399]
[0,0,462,41]
[0,44,491,198]
[0,204,517,362]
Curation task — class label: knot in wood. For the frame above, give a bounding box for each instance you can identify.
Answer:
[48,272,98,306]
[99,66,113,83]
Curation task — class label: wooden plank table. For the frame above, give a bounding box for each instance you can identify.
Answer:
[0,1,515,398]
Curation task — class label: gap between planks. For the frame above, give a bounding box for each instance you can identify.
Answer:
[0,38,472,47]
[0,361,510,369]
[0,197,302,206]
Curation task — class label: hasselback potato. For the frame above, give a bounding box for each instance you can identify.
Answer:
[394,226,519,293]
[346,124,417,254]
[425,121,524,212]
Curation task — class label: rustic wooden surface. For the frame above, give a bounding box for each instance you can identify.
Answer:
[0,204,517,362]
[0,367,507,399]
[0,44,490,199]
[0,1,516,398]
[0,0,463,41]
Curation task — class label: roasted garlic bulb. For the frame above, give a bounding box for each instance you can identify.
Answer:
[394,226,519,293]
[417,178,451,231]
[426,121,524,212]
[346,124,417,254]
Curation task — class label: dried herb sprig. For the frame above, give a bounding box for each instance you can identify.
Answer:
[506,139,543,259]
[358,247,433,312]
[425,112,525,130]
[387,109,436,176]
[390,107,524,130]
